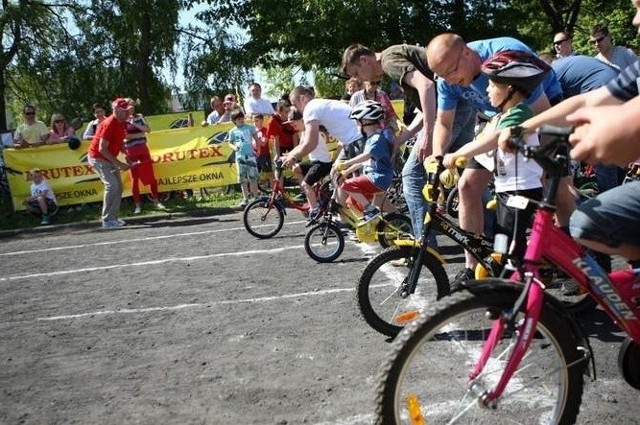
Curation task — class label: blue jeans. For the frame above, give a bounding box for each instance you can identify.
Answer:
[402,100,476,242]
[595,164,623,193]
[570,180,640,248]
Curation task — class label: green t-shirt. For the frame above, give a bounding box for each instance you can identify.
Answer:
[380,45,434,111]
[496,103,533,129]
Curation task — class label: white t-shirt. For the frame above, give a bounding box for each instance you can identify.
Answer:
[244,98,275,116]
[303,99,361,147]
[31,179,57,203]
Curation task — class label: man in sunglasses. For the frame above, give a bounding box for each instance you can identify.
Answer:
[553,31,576,58]
[590,23,638,71]
[13,105,49,148]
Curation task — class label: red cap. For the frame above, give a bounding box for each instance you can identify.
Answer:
[112,98,134,111]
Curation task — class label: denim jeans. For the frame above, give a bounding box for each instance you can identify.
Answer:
[89,157,123,222]
[402,99,476,243]
[595,164,623,193]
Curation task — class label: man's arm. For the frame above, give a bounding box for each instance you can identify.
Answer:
[98,138,129,170]
[431,108,456,157]
[403,70,436,160]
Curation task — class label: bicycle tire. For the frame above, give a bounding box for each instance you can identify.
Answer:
[376,287,585,425]
[304,221,344,263]
[446,186,459,218]
[357,246,449,337]
[376,213,413,248]
[243,198,285,239]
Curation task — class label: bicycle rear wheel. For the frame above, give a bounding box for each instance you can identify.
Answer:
[376,288,585,424]
[357,246,449,337]
[243,198,285,239]
[304,221,344,263]
[446,186,459,218]
[376,213,413,248]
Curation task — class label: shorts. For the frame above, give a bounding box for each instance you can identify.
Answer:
[27,198,57,214]
[340,175,383,198]
[495,187,543,258]
[299,161,332,186]
[570,181,640,248]
[256,155,272,173]
[236,156,259,181]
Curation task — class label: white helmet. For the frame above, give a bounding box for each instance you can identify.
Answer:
[349,100,385,122]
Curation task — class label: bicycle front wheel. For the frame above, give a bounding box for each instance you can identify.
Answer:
[376,288,585,425]
[243,198,285,239]
[357,246,449,337]
[377,213,413,248]
[304,221,344,263]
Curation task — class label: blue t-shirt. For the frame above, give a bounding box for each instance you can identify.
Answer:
[363,132,394,190]
[228,124,257,158]
[552,56,619,98]
[437,37,563,115]
[606,60,640,101]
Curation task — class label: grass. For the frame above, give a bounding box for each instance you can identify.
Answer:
[0,189,243,232]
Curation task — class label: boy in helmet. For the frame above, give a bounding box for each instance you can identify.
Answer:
[334,100,395,225]
[443,51,546,276]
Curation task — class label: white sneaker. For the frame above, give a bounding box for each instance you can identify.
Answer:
[133,205,142,214]
[155,202,166,210]
[102,220,125,229]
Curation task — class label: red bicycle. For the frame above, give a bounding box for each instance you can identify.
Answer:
[376,126,640,424]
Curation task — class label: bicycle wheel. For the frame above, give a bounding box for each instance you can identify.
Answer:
[357,246,449,337]
[446,186,459,218]
[376,287,585,425]
[377,213,413,248]
[304,221,344,263]
[243,198,285,239]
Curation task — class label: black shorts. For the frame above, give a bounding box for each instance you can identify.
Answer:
[256,155,272,173]
[299,161,332,186]
[27,198,57,214]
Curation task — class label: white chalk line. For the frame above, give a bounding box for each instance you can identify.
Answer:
[0,244,304,282]
[0,220,307,257]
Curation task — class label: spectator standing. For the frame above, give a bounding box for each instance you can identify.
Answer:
[13,105,49,148]
[349,81,399,133]
[123,99,165,214]
[203,96,225,125]
[590,23,638,70]
[267,98,298,157]
[228,109,260,208]
[87,98,132,229]
[251,113,275,184]
[345,77,362,96]
[82,103,107,140]
[23,168,58,225]
[553,31,576,58]
[244,82,275,115]
[48,113,75,144]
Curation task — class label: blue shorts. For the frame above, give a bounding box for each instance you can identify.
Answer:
[236,156,259,181]
[570,181,640,248]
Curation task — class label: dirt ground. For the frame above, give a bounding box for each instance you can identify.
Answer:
[0,211,637,424]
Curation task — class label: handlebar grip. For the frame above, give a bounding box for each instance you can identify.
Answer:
[537,125,573,139]
[454,157,467,168]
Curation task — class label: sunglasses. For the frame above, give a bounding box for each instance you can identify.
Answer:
[54,119,65,123]
[552,38,568,46]
[590,35,606,44]
[24,111,36,116]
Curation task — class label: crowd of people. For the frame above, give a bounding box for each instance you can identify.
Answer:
[8,7,640,278]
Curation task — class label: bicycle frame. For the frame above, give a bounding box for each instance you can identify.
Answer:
[470,127,640,405]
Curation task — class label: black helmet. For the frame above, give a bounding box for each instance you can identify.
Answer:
[67,135,81,150]
[349,100,385,122]
[481,50,551,96]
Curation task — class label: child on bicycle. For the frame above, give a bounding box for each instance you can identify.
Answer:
[443,51,548,267]
[334,101,394,225]
[228,109,260,209]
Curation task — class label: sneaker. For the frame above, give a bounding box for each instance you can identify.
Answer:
[450,268,475,292]
[238,199,248,209]
[102,219,125,229]
[306,207,321,225]
[561,280,580,296]
[155,202,166,210]
[40,214,51,225]
[359,207,381,226]
[133,205,142,214]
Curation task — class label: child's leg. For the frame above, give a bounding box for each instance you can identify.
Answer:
[132,176,141,206]
[37,196,49,214]
[249,179,259,197]
[240,180,250,201]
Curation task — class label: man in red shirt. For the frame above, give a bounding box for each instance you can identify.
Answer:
[88,98,133,228]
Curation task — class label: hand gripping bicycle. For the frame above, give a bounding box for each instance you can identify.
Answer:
[375,125,640,424]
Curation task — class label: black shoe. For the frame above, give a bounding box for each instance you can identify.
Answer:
[450,268,475,293]
[560,280,580,296]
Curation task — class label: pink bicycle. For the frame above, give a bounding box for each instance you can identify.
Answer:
[376,126,640,424]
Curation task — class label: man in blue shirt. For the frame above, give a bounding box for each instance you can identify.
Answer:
[425,33,565,285]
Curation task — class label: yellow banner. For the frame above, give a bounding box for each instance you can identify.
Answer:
[4,123,244,210]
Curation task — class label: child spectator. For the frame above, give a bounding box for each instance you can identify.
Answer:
[334,101,394,225]
[123,98,165,214]
[251,114,274,185]
[228,109,260,208]
[48,113,75,144]
[82,103,107,140]
[266,98,298,158]
[443,51,547,280]
[23,169,58,225]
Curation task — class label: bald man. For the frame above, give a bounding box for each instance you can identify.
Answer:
[426,33,564,287]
